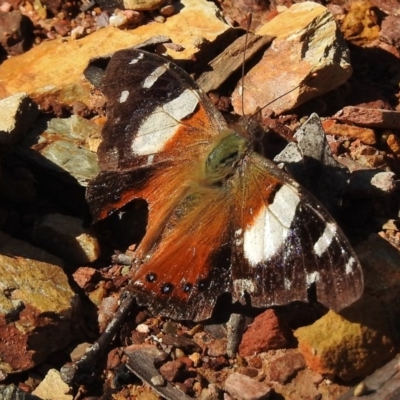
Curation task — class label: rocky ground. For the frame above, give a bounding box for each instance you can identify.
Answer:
[0,0,400,399]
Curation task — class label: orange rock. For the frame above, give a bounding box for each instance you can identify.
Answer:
[0,0,232,108]
[386,133,400,157]
[295,296,396,381]
[322,120,376,145]
[341,1,380,46]
[0,233,80,373]
[32,369,73,400]
[232,2,352,116]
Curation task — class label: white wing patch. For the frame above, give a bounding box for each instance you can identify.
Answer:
[119,90,129,103]
[345,256,356,275]
[129,52,144,64]
[163,89,199,120]
[244,185,300,266]
[142,65,168,89]
[146,154,155,165]
[131,89,199,156]
[306,271,320,286]
[313,222,336,256]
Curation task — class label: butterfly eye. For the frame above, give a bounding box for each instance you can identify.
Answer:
[146,272,157,283]
[161,283,174,294]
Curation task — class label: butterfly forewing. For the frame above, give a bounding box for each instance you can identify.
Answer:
[98,48,227,170]
[87,48,363,322]
[87,48,228,222]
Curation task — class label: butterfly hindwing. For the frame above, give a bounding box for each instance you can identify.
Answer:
[131,185,234,321]
[231,154,363,312]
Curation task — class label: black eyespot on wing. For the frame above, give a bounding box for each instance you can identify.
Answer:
[146,273,157,283]
[182,283,193,293]
[161,283,174,294]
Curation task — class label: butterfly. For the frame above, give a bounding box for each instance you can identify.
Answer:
[86,48,363,321]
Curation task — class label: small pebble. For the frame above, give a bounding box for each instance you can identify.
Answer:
[124,9,143,24]
[0,2,11,12]
[96,12,110,27]
[151,375,165,386]
[70,26,85,40]
[121,265,131,275]
[160,4,175,16]
[189,352,202,367]
[0,370,7,381]
[109,13,128,27]
[153,15,165,23]
[163,42,184,51]
[175,348,185,359]
[136,324,150,334]
[162,320,178,334]
[354,381,368,396]
[70,342,91,362]
[187,324,203,336]
[225,372,272,400]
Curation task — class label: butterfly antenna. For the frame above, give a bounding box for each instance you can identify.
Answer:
[241,13,253,117]
[247,72,318,122]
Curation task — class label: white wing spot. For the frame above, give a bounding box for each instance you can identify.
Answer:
[284,278,292,290]
[132,89,199,156]
[163,89,199,120]
[146,154,155,165]
[119,90,129,103]
[345,257,356,274]
[235,228,243,237]
[306,271,320,286]
[244,185,300,266]
[129,53,144,64]
[314,222,337,256]
[142,65,168,89]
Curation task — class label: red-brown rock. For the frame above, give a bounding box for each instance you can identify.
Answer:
[107,348,122,370]
[72,267,100,289]
[159,359,194,382]
[206,339,227,357]
[124,344,168,365]
[225,372,272,400]
[268,351,306,383]
[0,10,33,56]
[0,233,80,374]
[239,309,293,357]
[334,106,400,129]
